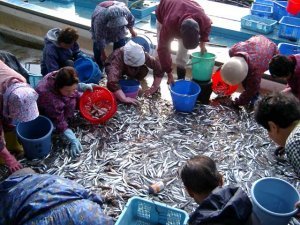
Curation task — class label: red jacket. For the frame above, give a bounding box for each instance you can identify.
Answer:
[156,0,212,73]
[287,54,300,100]
[229,35,278,105]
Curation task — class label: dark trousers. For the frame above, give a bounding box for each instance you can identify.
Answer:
[93,38,127,72]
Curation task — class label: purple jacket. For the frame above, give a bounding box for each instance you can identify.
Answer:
[41,28,80,76]
[287,54,300,100]
[229,35,278,105]
[35,71,80,133]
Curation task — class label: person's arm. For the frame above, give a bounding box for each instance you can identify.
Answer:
[144,53,164,95]
[44,47,60,73]
[234,71,260,106]
[157,26,173,83]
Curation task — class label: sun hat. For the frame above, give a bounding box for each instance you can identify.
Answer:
[124,40,146,67]
[3,83,39,122]
[221,56,249,85]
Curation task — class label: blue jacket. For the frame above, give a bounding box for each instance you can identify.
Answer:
[0,173,114,225]
[41,28,81,75]
[189,185,252,225]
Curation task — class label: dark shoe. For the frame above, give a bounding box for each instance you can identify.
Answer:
[177,67,186,80]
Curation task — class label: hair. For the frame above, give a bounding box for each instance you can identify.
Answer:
[269,55,296,78]
[54,67,79,90]
[180,155,222,195]
[254,92,300,130]
[57,27,79,44]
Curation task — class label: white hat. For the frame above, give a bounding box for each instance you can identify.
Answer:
[124,40,145,67]
[221,56,248,85]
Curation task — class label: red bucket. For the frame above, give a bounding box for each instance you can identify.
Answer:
[79,87,117,124]
[287,0,300,15]
[212,69,238,96]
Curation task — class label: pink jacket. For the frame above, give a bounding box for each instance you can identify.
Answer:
[156,0,212,73]
[229,35,278,105]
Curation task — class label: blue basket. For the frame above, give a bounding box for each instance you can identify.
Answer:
[254,0,274,6]
[241,15,277,34]
[119,79,140,93]
[170,80,201,113]
[251,3,273,18]
[74,57,102,84]
[28,74,43,88]
[115,197,189,225]
[278,42,300,55]
[273,1,288,21]
[130,1,159,19]
[278,16,300,41]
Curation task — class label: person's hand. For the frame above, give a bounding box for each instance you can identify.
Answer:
[78,83,99,92]
[167,72,174,85]
[63,129,83,158]
[144,86,159,96]
[0,147,23,173]
[124,97,139,105]
[200,42,207,55]
[295,201,300,218]
[129,28,137,37]
[101,52,107,62]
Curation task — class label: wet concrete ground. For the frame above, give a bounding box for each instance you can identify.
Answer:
[1,37,299,224]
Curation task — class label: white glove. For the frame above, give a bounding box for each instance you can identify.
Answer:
[78,83,99,92]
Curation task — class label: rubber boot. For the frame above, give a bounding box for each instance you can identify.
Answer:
[4,131,24,158]
[177,67,186,80]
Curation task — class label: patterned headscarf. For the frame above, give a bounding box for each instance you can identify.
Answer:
[3,83,39,122]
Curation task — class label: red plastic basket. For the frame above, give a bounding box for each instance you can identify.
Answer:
[79,87,117,124]
[212,69,238,96]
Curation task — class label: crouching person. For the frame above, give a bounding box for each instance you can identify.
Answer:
[180,155,260,225]
[254,92,300,175]
[105,40,164,105]
[0,168,114,225]
[36,67,97,158]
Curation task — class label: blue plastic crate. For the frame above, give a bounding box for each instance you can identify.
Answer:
[251,3,273,18]
[130,1,159,19]
[254,0,274,6]
[278,43,300,55]
[273,1,288,21]
[241,15,277,34]
[115,197,189,225]
[29,74,43,88]
[278,16,300,41]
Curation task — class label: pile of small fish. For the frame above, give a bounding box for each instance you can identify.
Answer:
[87,104,109,119]
[11,95,300,223]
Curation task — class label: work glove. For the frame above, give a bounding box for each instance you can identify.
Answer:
[63,128,83,158]
[0,147,23,173]
[114,89,139,105]
[78,83,99,92]
[144,77,162,96]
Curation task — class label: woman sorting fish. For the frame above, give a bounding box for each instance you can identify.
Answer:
[91,0,137,71]
[105,40,164,105]
[0,60,39,173]
[35,67,97,158]
[220,35,278,107]
[0,168,114,225]
[269,53,300,100]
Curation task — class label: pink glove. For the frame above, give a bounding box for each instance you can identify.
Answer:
[144,77,162,96]
[114,89,139,105]
[0,147,22,173]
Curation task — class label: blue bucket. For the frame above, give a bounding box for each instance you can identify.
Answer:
[169,80,201,112]
[251,177,300,225]
[119,79,140,93]
[74,57,102,84]
[16,116,53,159]
[131,35,155,56]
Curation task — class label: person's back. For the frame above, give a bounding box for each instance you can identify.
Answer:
[41,27,80,76]
[0,169,114,225]
[180,155,254,225]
